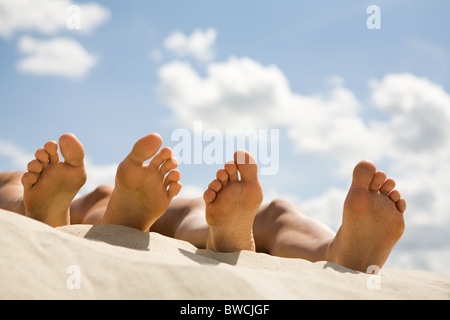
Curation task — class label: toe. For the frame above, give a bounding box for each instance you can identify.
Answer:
[369,171,387,191]
[59,133,85,167]
[203,189,216,205]
[44,140,60,163]
[163,170,181,188]
[225,161,239,181]
[388,189,401,202]
[21,172,38,189]
[167,181,182,199]
[351,160,377,189]
[35,148,49,167]
[208,179,222,192]
[159,157,178,176]
[380,178,396,195]
[150,147,173,168]
[127,133,163,165]
[234,150,258,181]
[27,160,43,173]
[396,199,407,213]
[216,168,229,186]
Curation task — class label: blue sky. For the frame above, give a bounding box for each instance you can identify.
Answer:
[1,0,450,276]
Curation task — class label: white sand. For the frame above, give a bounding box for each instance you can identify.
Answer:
[0,208,449,299]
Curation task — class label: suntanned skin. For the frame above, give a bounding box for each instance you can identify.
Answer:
[203,150,263,253]
[101,133,182,232]
[0,133,406,273]
[21,133,86,227]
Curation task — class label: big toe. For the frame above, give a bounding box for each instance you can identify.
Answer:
[234,150,258,181]
[59,133,85,167]
[127,133,163,164]
[351,160,377,189]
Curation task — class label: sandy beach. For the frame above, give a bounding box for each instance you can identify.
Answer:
[0,208,449,300]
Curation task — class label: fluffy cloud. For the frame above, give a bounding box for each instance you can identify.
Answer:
[1,0,108,80]
[157,56,387,171]
[0,0,110,38]
[286,85,389,172]
[157,55,450,186]
[164,28,217,62]
[158,57,291,129]
[371,73,450,157]
[16,36,98,79]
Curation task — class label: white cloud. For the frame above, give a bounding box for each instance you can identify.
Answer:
[157,55,387,175]
[158,54,450,207]
[158,56,295,129]
[164,28,217,62]
[16,36,98,79]
[0,0,110,39]
[285,84,388,173]
[371,73,450,156]
[0,0,109,79]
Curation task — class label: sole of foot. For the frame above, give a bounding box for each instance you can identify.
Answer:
[101,133,182,232]
[22,133,87,227]
[326,160,406,273]
[204,150,263,252]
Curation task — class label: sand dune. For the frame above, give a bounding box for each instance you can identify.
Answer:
[0,208,449,300]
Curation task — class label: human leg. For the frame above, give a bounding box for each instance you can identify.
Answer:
[253,199,335,262]
[153,197,334,260]
[151,197,209,248]
[0,171,26,214]
[70,185,113,225]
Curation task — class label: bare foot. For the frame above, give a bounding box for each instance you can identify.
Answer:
[204,150,263,252]
[326,160,406,272]
[101,133,182,232]
[22,133,87,227]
